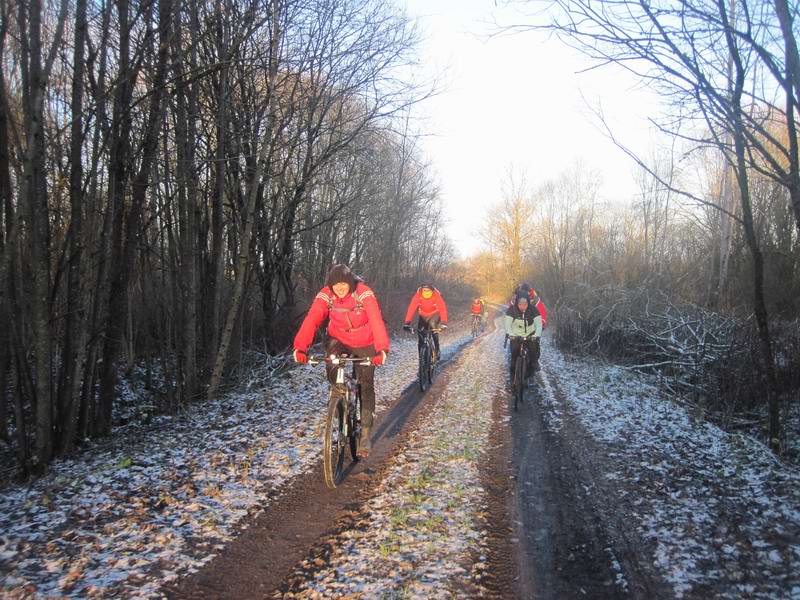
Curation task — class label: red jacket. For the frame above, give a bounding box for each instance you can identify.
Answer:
[294,283,390,353]
[533,296,547,327]
[404,288,448,324]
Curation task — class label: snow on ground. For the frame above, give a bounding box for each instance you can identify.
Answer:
[280,325,505,599]
[0,333,461,599]
[6,315,796,600]
[539,338,800,600]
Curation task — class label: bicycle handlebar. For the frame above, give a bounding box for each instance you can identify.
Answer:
[504,332,539,348]
[308,355,372,366]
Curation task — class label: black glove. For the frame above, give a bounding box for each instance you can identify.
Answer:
[403,324,413,332]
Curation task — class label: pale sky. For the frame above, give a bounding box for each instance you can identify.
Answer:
[401,0,663,258]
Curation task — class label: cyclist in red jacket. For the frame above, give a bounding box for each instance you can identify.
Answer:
[470,296,487,330]
[403,284,448,361]
[293,264,389,457]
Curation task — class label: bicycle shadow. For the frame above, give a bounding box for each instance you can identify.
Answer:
[370,338,474,451]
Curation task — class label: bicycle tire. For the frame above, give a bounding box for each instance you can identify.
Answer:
[323,389,347,489]
[514,355,525,411]
[472,318,479,338]
[428,342,436,385]
[348,388,361,462]
[419,344,431,392]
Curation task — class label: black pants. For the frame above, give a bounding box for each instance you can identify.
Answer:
[325,339,375,428]
[509,337,539,378]
[417,314,441,357]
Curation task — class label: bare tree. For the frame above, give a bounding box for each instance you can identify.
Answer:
[483,167,537,289]
[504,0,795,450]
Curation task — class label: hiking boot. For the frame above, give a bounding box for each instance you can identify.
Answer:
[357,426,372,458]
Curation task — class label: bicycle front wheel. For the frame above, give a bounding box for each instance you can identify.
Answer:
[428,343,436,385]
[348,389,362,462]
[513,355,525,411]
[419,346,430,392]
[323,390,347,489]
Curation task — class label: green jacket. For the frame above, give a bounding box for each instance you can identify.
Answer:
[504,305,542,338]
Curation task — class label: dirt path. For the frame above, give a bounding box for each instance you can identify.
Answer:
[509,353,675,600]
[510,366,628,599]
[170,339,475,599]
[171,319,666,599]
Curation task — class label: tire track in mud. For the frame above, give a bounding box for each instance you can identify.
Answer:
[512,352,671,599]
[168,335,476,599]
[509,353,632,599]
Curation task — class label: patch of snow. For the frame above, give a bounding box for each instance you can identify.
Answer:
[542,338,800,599]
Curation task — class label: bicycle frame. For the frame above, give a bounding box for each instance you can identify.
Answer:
[309,354,371,488]
[506,333,536,411]
[406,326,442,392]
[507,334,536,366]
[417,326,442,351]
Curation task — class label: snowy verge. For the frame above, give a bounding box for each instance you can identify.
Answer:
[539,338,800,600]
[0,334,451,599]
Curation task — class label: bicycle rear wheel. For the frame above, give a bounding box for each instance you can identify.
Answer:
[323,390,347,489]
[348,389,361,462]
[472,318,479,337]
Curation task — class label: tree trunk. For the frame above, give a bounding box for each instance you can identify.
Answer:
[723,9,781,452]
[773,0,800,237]
[98,0,173,433]
[21,0,54,467]
[208,0,281,400]
[179,0,200,401]
[94,0,135,437]
[58,0,89,454]
[206,0,228,378]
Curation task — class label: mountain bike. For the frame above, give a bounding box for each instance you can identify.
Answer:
[505,334,536,412]
[405,325,443,392]
[471,314,481,338]
[308,354,370,489]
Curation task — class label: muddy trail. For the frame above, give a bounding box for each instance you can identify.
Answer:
[170,328,483,599]
[169,317,664,599]
[508,337,680,600]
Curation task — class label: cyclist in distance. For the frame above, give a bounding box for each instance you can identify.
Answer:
[292,264,389,457]
[504,287,542,380]
[403,283,448,361]
[470,295,487,329]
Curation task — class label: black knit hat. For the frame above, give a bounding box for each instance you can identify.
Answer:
[326,264,357,290]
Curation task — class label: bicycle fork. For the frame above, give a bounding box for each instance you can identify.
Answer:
[334,367,350,439]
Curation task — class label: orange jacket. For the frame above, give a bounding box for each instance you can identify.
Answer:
[294,282,390,353]
[404,288,448,324]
